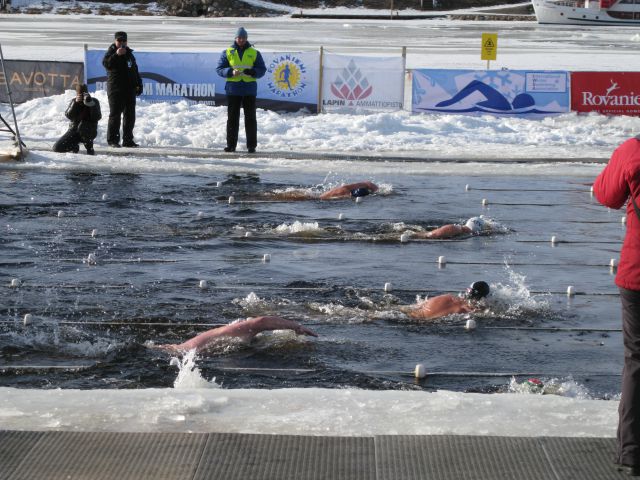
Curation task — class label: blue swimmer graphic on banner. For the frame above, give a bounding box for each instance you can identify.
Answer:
[436,80,535,111]
[412,69,570,116]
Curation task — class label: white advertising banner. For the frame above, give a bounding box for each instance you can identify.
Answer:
[321,54,404,113]
[258,51,319,112]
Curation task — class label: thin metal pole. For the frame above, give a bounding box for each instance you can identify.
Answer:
[0,43,24,158]
[401,46,407,110]
[317,46,324,114]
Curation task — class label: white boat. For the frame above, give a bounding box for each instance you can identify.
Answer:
[532,0,640,25]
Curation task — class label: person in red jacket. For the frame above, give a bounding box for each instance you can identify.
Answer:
[593,135,640,477]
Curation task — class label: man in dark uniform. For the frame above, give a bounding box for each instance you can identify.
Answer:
[102,31,143,148]
[216,27,266,154]
[53,84,101,155]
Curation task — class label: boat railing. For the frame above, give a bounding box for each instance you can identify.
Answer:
[545,0,581,6]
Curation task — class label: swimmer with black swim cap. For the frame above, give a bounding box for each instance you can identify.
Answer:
[320,181,379,200]
[402,280,490,321]
[350,187,372,198]
[466,280,490,300]
[411,216,491,239]
[255,180,379,202]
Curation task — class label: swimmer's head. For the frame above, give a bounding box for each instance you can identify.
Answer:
[351,187,371,198]
[465,217,486,233]
[466,281,490,300]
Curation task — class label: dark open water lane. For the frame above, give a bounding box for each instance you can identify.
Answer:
[0,166,623,397]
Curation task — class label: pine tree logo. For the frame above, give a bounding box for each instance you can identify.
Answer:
[330,59,373,101]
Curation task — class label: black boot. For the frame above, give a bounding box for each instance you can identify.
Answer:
[85,142,95,155]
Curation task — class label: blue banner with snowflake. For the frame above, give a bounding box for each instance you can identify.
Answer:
[322,54,404,113]
[412,69,570,116]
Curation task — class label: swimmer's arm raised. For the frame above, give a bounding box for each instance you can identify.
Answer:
[236,316,318,338]
[155,316,317,353]
[412,224,470,239]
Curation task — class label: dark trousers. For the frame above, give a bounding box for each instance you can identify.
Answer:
[107,91,136,144]
[52,129,93,153]
[618,287,640,467]
[226,95,257,151]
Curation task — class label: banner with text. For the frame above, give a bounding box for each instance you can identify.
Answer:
[85,50,220,105]
[0,60,83,103]
[321,54,404,113]
[571,72,640,116]
[86,50,319,112]
[257,51,319,112]
[412,69,570,116]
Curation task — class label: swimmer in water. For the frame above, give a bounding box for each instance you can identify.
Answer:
[402,281,490,321]
[154,316,317,354]
[253,181,379,202]
[410,216,491,240]
[319,181,379,200]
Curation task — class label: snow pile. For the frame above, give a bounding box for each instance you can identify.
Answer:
[12,90,639,161]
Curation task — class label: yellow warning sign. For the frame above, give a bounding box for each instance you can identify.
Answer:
[481,33,498,61]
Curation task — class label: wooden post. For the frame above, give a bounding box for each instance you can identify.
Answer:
[83,43,88,89]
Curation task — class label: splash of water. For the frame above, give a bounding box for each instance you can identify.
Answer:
[478,215,510,234]
[274,221,322,234]
[4,327,119,358]
[317,174,390,196]
[171,349,220,389]
[391,222,417,232]
[480,215,511,234]
[234,291,265,309]
[376,183,393,196]
[508,376,592,399]
[485,267,549,317]
[271,186,318,198]
[306,301,370,324]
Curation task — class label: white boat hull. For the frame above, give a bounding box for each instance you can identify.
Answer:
[532,0,640,25]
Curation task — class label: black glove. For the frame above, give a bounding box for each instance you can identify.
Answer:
[243,68,256,77]
[135,85,143,96]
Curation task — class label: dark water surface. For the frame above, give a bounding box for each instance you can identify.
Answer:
[0,167,624,397]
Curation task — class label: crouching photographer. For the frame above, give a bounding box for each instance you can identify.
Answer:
[53,84,102,155]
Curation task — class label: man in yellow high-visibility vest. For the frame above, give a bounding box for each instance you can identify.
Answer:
[216,27,266,154]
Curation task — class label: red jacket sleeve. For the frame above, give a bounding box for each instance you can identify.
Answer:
[593,139,635,210]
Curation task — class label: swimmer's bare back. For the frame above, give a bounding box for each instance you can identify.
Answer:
[266,190,317,201]
[404,295,475,320]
